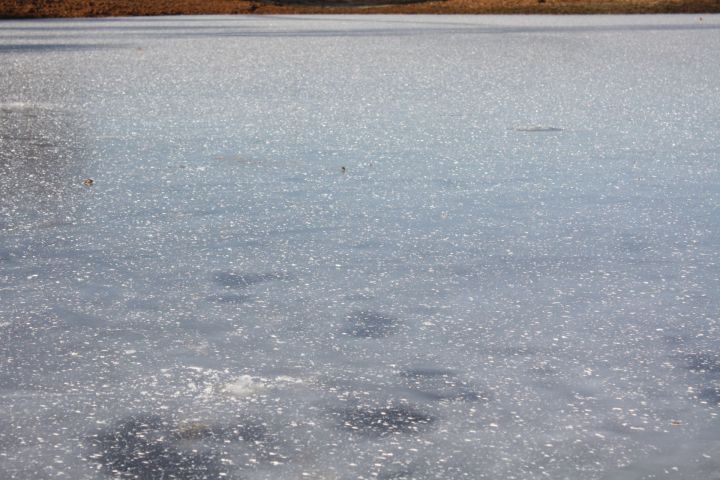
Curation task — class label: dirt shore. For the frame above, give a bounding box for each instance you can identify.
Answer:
[2,0,719,18]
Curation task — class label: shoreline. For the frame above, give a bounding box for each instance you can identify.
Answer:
[2,0,720,18]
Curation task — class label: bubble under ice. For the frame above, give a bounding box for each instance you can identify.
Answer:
[1,13,720,480]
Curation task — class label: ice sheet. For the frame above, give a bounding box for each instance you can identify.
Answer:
[1,14,720,479]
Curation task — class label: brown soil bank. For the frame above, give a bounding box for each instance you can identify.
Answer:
[1,0,719,17]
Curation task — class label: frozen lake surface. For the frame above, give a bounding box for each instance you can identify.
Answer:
[2,14,720,479]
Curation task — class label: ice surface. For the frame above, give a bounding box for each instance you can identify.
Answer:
[1,13,720,479]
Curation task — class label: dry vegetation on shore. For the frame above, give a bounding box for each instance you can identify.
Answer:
[1,0,719,18]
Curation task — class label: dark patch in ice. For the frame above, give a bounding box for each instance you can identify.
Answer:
[125,297,162,311]
[0,419,13,453]
[618,233,652,253]
[212,153,258,164]
[89,415,269,477]
[352,240,386,250]
[341,406,434,436]
[51,306,103,328]
[685,353,720,374]
[698,386,720,405]
[399,368,488,403]
[531,363,558,376]
[512,126,563,132]
[88,415,226,479]
[283,174,309,183]
[662,334,687,348]
[209,293,252,304]
[412,389,486,402]
[0,248,11,263]
[214,271,284,289]
[344,292,375,301]
[344,310,399,338]
[400,367,455,378]
[379,469,416,479]
[188,208,225,217]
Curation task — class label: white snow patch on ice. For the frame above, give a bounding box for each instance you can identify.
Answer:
[223,375,267,397]
[512,125,563,132]
[275,375,304,384]
[0,101,60,111]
